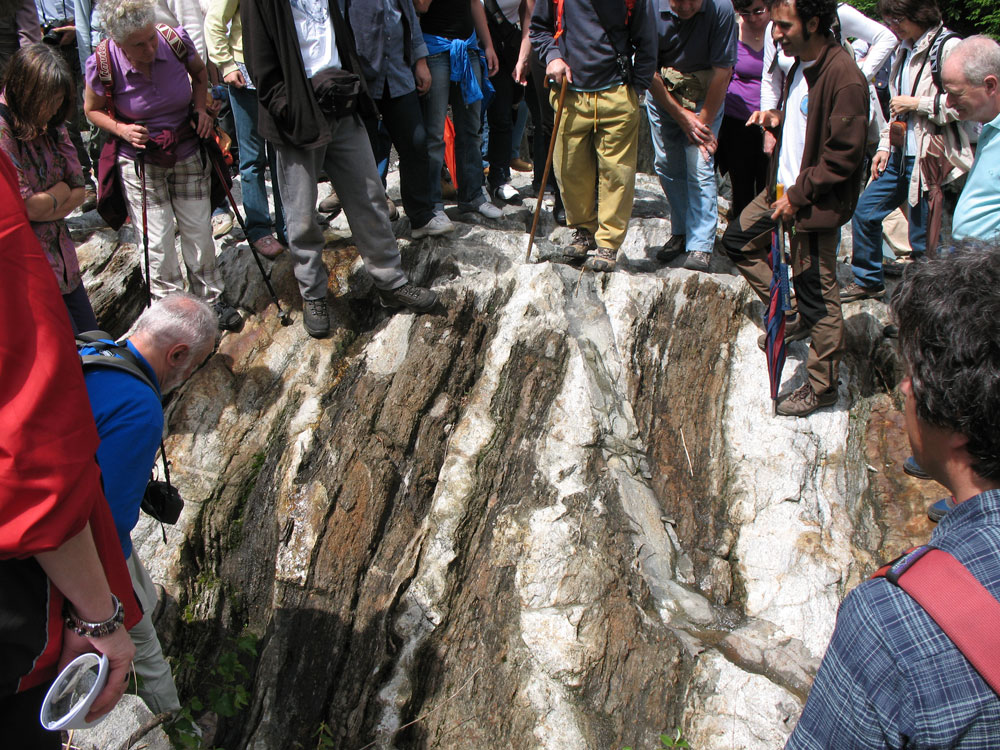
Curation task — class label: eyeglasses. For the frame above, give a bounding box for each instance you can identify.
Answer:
[883,16,903,26]
[739,8,767,16]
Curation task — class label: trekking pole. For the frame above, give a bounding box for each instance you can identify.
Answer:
[207,152,293,326]
[138,154,152,308]
[525,76,569,263]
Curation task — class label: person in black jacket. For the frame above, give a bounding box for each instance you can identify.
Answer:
[242,0,439,338]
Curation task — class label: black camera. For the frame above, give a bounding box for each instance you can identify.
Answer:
[141,480,184,525]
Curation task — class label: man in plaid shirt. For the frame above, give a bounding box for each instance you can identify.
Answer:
[786,240,1000,749]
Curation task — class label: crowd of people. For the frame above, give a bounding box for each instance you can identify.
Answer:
[1,0,1000,745]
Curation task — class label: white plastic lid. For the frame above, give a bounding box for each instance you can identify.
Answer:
[39,652,110,731]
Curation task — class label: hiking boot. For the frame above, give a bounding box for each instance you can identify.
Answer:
[303,297,330,338]
[584,246,618,272]
[684,251,712,272]
[81,186,98,213]
[318,191,341,214]
[656,235,686,263]
[775,382,837,417]
[212,210,234,238]
[252,235,285,259]
[757,317,810,351]
[927,496,956,523]
[840,281,885,302]
[563,227,596,260]
[378,282,438,313]
[213,300,242,332]
[386,197,400,221]
[510,157,533,172]
[903,455,931,480]
[412,212,455,239]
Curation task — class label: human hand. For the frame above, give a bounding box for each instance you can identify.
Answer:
[889,95,919,117]
[193,109,214,139]
[485,47,499,77]
[513,52,529,85]
[119,123,149,148]
[58,625,135,722]
[545,58,572,86]
[414,57,431,95]
[682,109,713,145]
[763,129,777,155]
[53,24,76,46]
[698,135,718,161]
[770,193,796,221]
[747,109,781,130]
[870,150,889,180]
[224,70,246,88]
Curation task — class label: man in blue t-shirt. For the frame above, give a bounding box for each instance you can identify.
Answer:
[82,293,217,715]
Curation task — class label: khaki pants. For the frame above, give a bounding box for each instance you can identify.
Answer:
[551,84,640,251]
[127,553,181,715]
[721,191,844,394]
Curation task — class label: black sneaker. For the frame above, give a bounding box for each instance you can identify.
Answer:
[564,227,596,260]
[378,283,438,313]
[656,235,686,263]
[303,297,330,338]
[213,300,243,332]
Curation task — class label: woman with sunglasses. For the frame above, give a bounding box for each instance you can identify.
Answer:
[715,0,770,219]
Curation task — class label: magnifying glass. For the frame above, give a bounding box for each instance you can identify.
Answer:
[39,653,111,731]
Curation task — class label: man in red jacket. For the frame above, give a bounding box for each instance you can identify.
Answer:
[0,149,138,747]
[721,0,868,417]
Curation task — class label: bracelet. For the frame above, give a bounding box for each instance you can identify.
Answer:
[64,593,124,638]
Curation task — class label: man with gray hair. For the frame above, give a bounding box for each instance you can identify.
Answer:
[941,35,1000,242]
[79,293,217,716]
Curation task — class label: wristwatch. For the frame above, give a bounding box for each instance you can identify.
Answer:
[64,594,125,638]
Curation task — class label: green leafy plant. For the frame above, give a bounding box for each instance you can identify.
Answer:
[165,633,259,748]
[314,721,336,750]
[660,728,691,748]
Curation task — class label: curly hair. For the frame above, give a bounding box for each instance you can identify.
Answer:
[733,0,757,12]
[891,240,1000,480]
[876,0,941,29]
[764,0,838,35]
[0,44,75,141]
[99,0,156,45]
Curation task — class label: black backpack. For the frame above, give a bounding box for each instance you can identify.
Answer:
[76,331,184,529]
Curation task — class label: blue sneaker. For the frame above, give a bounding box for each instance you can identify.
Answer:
[927,496,956,523]
[903,456,932,480]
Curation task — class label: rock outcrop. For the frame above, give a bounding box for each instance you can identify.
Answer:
[70,174,941,750]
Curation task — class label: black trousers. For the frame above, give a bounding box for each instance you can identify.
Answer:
[716,114,768,220]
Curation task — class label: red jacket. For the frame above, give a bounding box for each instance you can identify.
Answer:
[0,150,139,694]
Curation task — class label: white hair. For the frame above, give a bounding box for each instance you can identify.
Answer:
[950,35,1000,88]
[132,293,218,356]
[99,0,157,44]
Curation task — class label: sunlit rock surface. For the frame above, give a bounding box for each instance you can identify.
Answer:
[68,172,941,750]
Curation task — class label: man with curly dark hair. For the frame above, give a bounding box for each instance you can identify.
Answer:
[785,241,1000,749]
[721,0,868,417]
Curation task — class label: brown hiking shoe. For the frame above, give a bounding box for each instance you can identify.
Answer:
[564,227,596,260]
[840,281,885,302]
[584,246,617,272]
[757,317,810,351]
[319,191,341,214]
[776,383,837,417]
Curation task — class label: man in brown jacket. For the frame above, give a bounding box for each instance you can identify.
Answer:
[721,0,868,417]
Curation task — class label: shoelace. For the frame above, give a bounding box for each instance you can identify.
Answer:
[306,299,327,315]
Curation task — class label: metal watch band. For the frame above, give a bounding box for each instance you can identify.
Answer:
[63,593,124,638]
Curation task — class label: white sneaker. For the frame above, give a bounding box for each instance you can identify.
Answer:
[412,212,455,238]
[476,199,503,220]
[495,183,521,203]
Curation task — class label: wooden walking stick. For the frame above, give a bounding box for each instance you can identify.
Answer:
[525,76,569,263]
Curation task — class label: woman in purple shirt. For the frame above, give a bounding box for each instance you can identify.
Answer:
[0,44,96,334]
[82,0,240,330]
[715,0,770,219]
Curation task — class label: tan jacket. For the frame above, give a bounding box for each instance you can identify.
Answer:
[204,0,243,79]
[877,25,974,206]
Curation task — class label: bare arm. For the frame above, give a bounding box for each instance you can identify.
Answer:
[35,525,137,722]
[24,182,85,222]
[471,0,499,76]
[514,0,536,84]
[413,0,431,14]
[84,85,150,148]
[699,66,732,126]
[186,52,214,138]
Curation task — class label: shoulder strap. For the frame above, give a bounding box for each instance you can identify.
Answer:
[873,546,1000,696]
[930,30,961,94]
[77,332,159,396]
[590,0,633,56]
[155,23,189,64]
[96,38,115,114]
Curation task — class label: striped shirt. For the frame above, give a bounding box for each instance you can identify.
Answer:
[786,488,1000,749]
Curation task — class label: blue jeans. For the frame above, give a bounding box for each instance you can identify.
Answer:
[850,152,927,288]
[229,84,286,244]
[422,50,487,210]
[646,99,724,255]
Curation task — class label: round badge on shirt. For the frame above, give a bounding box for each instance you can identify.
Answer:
[800,95,809,116]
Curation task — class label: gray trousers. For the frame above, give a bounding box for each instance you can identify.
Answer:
[276,113,408,301]
[127,553,181,715]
